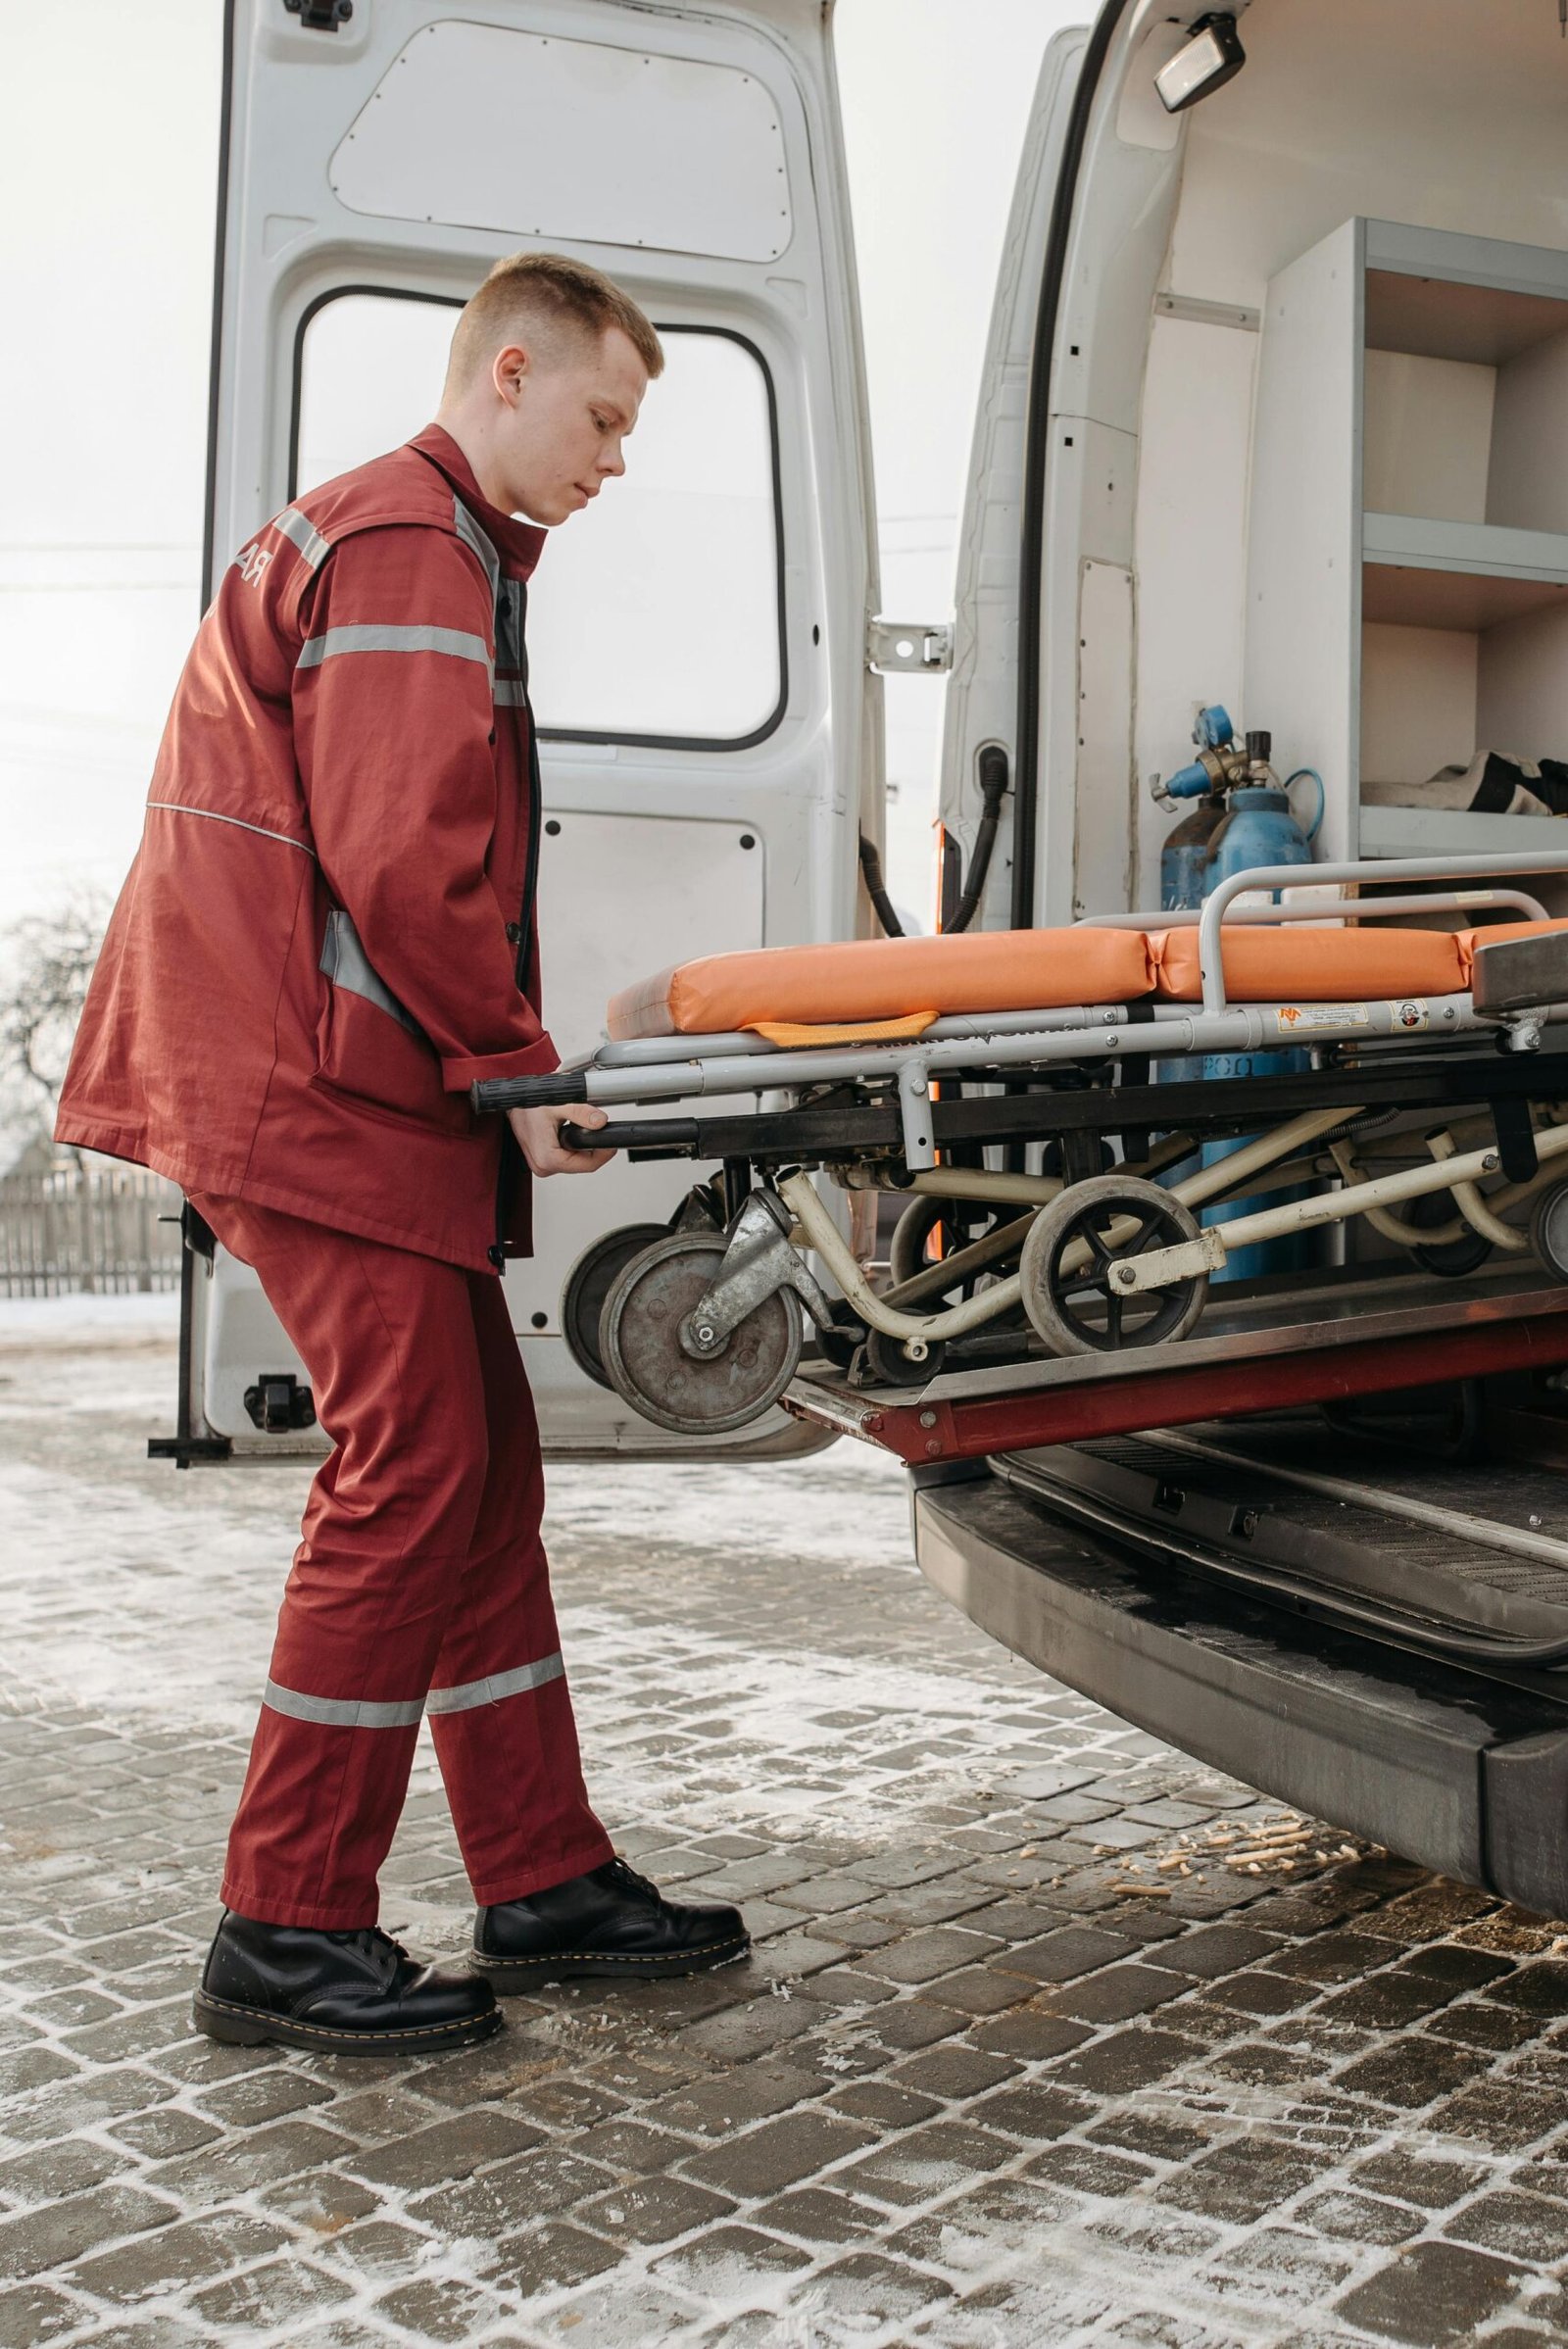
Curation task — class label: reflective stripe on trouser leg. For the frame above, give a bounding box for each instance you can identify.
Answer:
[196,1196,609,1930]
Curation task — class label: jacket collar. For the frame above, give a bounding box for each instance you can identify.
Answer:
[408,423,547,581]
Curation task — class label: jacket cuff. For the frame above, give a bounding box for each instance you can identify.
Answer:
[440,1032,561,1090]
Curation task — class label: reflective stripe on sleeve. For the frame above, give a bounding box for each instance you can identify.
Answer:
[425,1653,565,1715]
[319,907,423,1038]
[145,802,316,857]
[296,623,492,671]
[271,506,331,570]
[453,498,501,599]
[263,1679,424,1730]
[493,678,528,706]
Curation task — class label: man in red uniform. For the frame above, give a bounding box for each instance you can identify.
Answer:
[58,253,747,2055]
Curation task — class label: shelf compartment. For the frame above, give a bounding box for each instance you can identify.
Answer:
[1363,562,1568,633]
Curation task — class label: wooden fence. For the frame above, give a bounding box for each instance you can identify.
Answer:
[0,1162,183,1297]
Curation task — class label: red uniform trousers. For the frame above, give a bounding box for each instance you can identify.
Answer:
[194,1195,614,1931]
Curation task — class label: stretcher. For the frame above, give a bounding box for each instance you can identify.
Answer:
[474,852,1568,1444]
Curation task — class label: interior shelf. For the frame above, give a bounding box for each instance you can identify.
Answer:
[1362,561,1568,632]
[1358,803,1568,856]
[1363,512,1568,584]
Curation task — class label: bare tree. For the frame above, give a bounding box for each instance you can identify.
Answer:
[0,892,108,1151]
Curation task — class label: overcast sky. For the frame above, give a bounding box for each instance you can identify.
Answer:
[0,0,1080,939]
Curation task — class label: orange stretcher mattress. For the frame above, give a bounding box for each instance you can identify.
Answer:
[608,928,1157,1041]
[607,919,1566,1042]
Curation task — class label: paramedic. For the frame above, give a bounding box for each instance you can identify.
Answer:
[55,252,748,2056]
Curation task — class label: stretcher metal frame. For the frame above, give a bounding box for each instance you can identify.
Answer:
[475,852,1568,1439]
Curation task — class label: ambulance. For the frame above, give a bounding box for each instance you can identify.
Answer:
[174,0,1568,1912]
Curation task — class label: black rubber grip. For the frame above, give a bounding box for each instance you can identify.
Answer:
[469,1072,588,1113]
[560,1118,700,1155]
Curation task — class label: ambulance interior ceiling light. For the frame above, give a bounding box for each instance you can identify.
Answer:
[1154,12,1247,114]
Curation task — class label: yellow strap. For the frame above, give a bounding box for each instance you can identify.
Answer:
[745,1008,940,1048]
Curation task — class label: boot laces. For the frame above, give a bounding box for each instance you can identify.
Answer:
[326,1925,409,1977]
[605,1856,665,1908]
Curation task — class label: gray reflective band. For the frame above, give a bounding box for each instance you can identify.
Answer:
[146,802,316,857]
[296,623,492,671]
[319,908,423,1038]
[263,1679,423,1729]
[272,505,331,570]
[494,678,528,707]
[426,1653,564,1715]
[453,497,501,599]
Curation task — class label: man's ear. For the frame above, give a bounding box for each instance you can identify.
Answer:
[492,343,530,409]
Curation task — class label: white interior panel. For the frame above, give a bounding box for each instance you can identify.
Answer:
[1489,329,1568,536]
[330,22,792,264]
[1360,623,1477,786]
[1130,312,1254,903]
[1362,352,1494,525]
[1072,561,1134,918]
[1477,601,1568,759]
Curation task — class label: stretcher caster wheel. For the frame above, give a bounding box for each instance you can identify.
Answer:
[562,1223,670,1389]
[600,1233,803,1435]
[860,1328,948,1387]
[1532,1180,1568,1284]
[1020,1174,1207,1355]
[1405,1187,1491,1279]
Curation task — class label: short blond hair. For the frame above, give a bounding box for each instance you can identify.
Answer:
[445,252,663,394]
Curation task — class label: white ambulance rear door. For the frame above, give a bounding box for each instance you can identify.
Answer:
[183,0,879,1465]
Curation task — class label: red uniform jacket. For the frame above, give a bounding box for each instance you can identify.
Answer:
[56,425,559,1270]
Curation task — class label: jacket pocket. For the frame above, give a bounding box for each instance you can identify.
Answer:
[312,910,471,1135]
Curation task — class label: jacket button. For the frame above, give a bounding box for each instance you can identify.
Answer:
[488,728,497,746]
[506,922,523,945]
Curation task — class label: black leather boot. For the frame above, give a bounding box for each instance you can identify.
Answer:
[193,1910,502,2056]
[473,1856,749,1989]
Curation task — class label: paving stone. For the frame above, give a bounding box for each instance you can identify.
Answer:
[864,1928,1005,1985]
[1333,2034,1493,2109]
[680,2111,877,2199]
[651,2222,812,2298]
[1026,2140,1154,2197]
[805,2249,954,2325]
[148,2116,357,2197]
[569,2117,703,2176]
[1295,2187,1421,2245]
[1335,2238,1528,2344]
[319,2219,428,2277]
[190,2256,356,2330]
[345,2105,543,2188]
[195,2066,334,2128]
[487,2219,622,2295]
[1056,2027,1203,2094]
[889,2044,1018,2100]
[0,2134,124,2205]
[968,2006,1092,2062]
[1429,2080,1565,2150]
[645,2061,819,2138]
[0,2183,176,2282]
[753,2185,886,2244]
[69,2209,290,2303]
[0,2282,80,2348]
[1443,2186,1568,2261]
[258,2168,384,2235]
[372,2276,506,2340]
[1001,1925,1136,1982]
[835,2121,1015,2207]
[106,2107,221,2160]
[1154,2135,1327,2224]
[531,2275,705,2345]
[576,2174,735,2246]
[1349,2149,1493,2208]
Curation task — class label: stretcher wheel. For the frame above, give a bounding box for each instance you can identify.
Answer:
[862,1328,948,1387]
[1405,1187,1491,1279]
[600,1233,803,1435]
[561,1223,670,1389]
[1532,1180,1568,1284]
[889,1195,1004,1288]
[814,1301,867,1372]
[1019,1174,1206,1355]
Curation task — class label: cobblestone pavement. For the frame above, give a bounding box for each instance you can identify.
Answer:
[5,1299,1568,2349]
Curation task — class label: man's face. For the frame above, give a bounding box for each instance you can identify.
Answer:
[491,325,648,526]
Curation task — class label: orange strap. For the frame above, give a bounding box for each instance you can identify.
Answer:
[745,1008,940,1048]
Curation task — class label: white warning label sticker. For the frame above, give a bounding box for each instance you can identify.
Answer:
[1386,999,1429,1031]
[1274,1003,1371,1034]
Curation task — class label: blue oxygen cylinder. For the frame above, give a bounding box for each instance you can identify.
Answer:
[1198,734,1318,1283]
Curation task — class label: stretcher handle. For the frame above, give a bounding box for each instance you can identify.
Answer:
[560,1118,697,1155]
[470,1071,588,1113]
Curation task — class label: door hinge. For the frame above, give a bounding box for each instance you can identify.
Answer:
[244,1372,318,1435]
[284,0,354,28]
[866,618,954,675]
